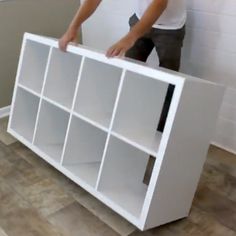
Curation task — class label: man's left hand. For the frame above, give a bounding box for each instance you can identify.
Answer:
[106,34,136,58]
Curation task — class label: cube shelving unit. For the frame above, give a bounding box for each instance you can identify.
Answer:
[8,33,225,230]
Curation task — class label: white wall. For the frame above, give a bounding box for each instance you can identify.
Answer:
[82,0,135,49]
[81,0,236,154]
[181,0,236,154]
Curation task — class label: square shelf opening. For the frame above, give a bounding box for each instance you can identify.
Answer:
[112,71,170,154]
[10,87,40,142]
[43,48,82,109]
[98,136,156,218]
[62,116,107,188]
[74,58,122,128]
[34,100,70,163]
[18,40,50,93]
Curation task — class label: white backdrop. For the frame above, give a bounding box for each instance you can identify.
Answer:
[81,0,236,154]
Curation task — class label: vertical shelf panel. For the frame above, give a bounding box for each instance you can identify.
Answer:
[62,116,107,187]
[18,40,50,93]
[74,58,122,128]
[43,49,82,109]
[112,71,169,154]
[98,136,154,218]
[10,87,40,142]
[34,100,70,163]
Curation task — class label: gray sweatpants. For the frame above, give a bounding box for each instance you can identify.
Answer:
[125,14,185,132]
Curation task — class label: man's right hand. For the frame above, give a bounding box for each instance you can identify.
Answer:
[59,28,78,52]
[58,0,102,52]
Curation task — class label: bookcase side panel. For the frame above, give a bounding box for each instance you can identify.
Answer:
[142,79,225,230]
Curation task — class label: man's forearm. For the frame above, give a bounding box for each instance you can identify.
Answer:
[69,0,102,31]
[128,0,168,41]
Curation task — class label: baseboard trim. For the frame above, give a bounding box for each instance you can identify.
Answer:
[211,141,236,156]
[0,105,11,118]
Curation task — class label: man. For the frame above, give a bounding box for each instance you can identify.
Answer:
[59,0,186,131]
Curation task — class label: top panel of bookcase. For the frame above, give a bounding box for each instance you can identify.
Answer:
[20,33,211,88]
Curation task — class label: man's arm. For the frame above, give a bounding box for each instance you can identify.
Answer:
[106,0,168,57]
[59,0,102,51]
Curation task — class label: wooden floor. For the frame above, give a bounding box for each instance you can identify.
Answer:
[0,117,236,236]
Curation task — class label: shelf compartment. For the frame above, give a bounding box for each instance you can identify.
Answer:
[10,87,40,142]
[62,116,107,187]
[112,130,162,157]
[98,136,155,218]
[43,48,82,109]
[112,71,168,154]
[18,40,50,93]
[74,58,122,128]
[34,100,70,163]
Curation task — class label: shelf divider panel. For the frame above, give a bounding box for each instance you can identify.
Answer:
[62,115,108,187]
[74,58,122,128]
[43,48,82,109]
[95,69,126,190]
[97,136,153,218]
[33,100,70,163]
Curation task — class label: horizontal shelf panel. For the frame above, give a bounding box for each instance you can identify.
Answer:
[44,93,74,110]
[111,130,162,156]
[63,162,101,188]
[42,96,71,113]
[75,106,112,129]
[100,184,148,219]
[18,83,41,97]
[73,112,109,132]
[35,143,63,163]
[12,126,34,143]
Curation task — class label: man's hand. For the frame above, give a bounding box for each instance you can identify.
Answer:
[106,34,136,58]
[106,0,167,58]
[59,0,102,52]
[59,28,78,52]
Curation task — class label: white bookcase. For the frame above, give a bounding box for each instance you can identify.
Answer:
[8,33,225,230]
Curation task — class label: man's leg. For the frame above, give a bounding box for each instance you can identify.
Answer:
[153,26,185,132]
[125,37,154,62]
[156,45,181,131]
[125,14,154,62]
